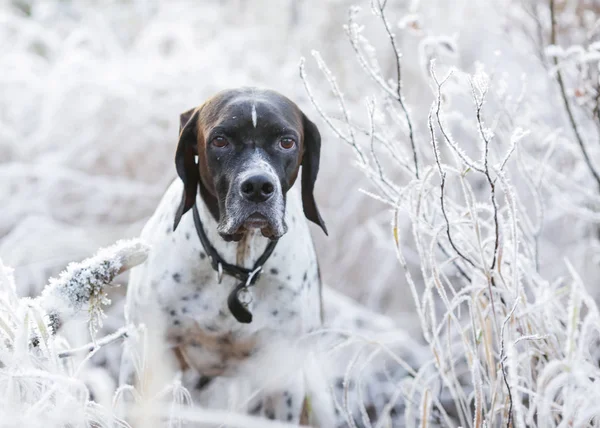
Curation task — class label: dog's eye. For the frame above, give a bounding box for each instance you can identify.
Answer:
[212,136,228,148]
[279,138,295,150]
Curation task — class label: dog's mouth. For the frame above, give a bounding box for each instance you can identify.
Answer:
[243,213,269,229]
[243,212,281,240]
[218,209,287,242]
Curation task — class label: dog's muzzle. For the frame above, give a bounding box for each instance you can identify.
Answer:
[217,167,287,241]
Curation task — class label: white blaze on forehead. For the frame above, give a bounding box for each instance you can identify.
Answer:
[251,103,257,128]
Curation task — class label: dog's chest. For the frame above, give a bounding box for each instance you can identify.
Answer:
[128,182,322,376]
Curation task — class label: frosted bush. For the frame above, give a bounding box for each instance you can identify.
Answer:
[0,239,148,427]
[299,0,600,425]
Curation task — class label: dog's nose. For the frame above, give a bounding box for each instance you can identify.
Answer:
[240,174,275,203]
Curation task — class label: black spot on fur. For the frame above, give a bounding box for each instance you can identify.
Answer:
[195,376,212,390]
[250,401,263,414]
[272,309,279,316]
[287,412,293,421]
[182,307,188,313]
[172,273,181,283]
[286,275,291,281]
[185,232,190,240]
[286,396,292,407]
[170,309,176,316]
[266,409,275,420]
[270,268,279,275]
[173,319,180,326]
[200,252,206,260]
[303,272,308,282]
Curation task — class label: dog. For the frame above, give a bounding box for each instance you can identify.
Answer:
[121,87,331,423]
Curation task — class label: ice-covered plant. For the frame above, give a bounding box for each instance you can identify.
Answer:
[300,0,600,426]
[39,239,149,338]
[0,239,148,427]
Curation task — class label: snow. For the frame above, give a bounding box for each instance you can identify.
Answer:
[2,0,600,426]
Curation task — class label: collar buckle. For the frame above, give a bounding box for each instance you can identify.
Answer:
[245,266,262,287]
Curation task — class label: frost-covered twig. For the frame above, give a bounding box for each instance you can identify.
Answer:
[429,65,477,270]
[371,0,420,178]
[300,55,401,204]
[37,239,149,338]
[345,4,420,178]
[58,326,130,359]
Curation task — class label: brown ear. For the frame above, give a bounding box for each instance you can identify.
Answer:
[173,107,201,231]
[301,113,328,235]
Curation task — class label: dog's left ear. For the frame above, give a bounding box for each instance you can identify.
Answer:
[301,113,328,235]
[173,107,201,231]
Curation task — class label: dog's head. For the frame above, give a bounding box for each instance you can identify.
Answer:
[172,88,327,241]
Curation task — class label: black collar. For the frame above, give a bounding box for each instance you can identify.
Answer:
[192,204,278,324]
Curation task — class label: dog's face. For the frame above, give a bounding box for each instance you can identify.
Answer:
[173,88,327,241]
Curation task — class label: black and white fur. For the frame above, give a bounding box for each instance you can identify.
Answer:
[123,181,325,422]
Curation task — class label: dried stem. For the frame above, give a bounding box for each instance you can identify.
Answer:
[371,0,420,178]
[430,65,477,270]
[470,79,500,272]
[58,326,130,359]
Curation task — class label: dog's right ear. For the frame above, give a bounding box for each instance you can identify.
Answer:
[173,107,201,231]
